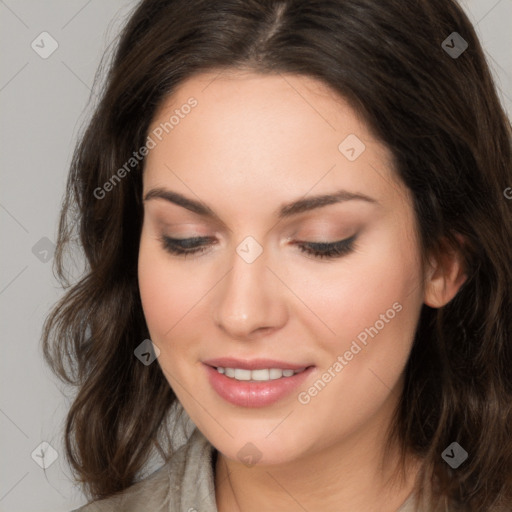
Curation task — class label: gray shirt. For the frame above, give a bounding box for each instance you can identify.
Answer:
[72,427,425,512]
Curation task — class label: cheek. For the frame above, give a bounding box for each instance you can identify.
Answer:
[138,231,223,374]
[290,229,423,440]
[138,234,197,344]
[138,236,168,332]
[300,218,423,364]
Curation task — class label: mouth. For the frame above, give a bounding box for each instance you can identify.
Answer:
[202,358,315,408]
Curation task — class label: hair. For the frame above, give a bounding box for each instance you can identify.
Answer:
[42,0,512,509]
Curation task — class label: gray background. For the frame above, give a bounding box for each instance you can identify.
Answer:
[0,1,511,510]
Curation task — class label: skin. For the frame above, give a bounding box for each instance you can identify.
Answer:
[138,70,466,512]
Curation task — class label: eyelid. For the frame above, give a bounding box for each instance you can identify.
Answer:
[159,233,357,260]
[163,235,212,247]
[293,234,357,259]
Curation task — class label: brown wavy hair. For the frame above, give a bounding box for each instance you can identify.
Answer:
[42,0,512,509]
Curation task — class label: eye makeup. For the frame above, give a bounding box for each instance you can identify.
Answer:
[158,234,357,260]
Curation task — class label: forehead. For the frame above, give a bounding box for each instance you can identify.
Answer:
[148,70,372,151]
[143,70,406,216]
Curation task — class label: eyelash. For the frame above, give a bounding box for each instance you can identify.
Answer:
[159,235,357,260]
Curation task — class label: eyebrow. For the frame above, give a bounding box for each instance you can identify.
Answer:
[143,187,378,221]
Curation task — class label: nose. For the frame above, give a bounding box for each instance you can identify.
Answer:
[213,242,287,341]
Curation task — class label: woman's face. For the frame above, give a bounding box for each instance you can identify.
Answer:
[138,70,426,466]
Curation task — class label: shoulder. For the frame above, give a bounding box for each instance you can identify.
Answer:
[70,461,171,512]
[71,427,217,512]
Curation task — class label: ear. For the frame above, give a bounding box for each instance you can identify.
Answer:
[423,234,468,308]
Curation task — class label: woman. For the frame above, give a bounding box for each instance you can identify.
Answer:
[42,0,512,510]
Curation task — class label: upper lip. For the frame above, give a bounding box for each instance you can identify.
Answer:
[203,357,312,371]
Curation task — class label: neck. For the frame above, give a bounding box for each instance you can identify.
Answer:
[214,390,422,512]
[215,441,420,512]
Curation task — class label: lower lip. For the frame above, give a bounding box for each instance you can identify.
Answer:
[204,364,314,408]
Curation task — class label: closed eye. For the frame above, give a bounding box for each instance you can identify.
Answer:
[294,235,356,259]
[159,235,357,260]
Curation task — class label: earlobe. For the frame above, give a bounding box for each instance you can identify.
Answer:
[423,236,468,308]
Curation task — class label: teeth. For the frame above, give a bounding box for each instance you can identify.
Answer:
[234,369,251,381]
[269,368,283,379]
[216,367,306,381]
[252,369,270,381]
